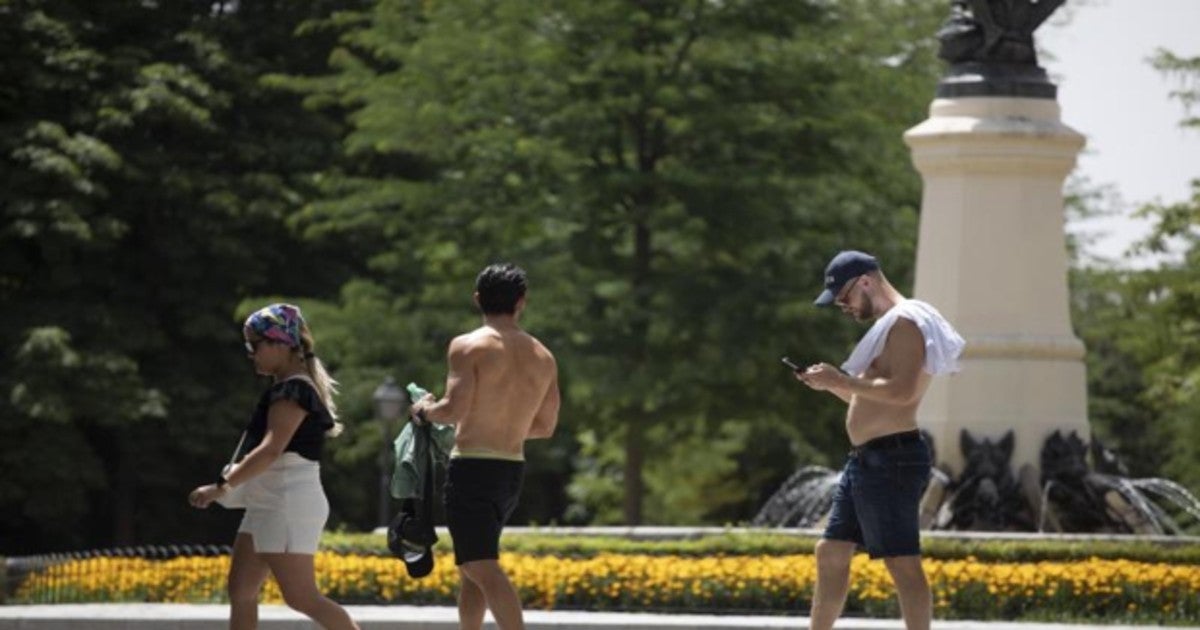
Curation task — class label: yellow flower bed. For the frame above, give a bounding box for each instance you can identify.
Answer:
[13,552,1200,623]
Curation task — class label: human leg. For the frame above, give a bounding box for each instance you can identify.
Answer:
[884,555,931,630]
[459,559,524,630]
[811,460,862,630]
[456,566,488,630]
[855,443,932,630]
[810,539,856,630]
[262,552,360,630]
[228,533,270,630]
[444,458,526,628]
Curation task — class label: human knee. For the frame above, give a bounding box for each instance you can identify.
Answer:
[277,583,326,615]
[459,561,506,588]
[282,591,325,616]
[815,539,855,569]
[457,569,483,594]
[227,579,261,605]
[883,556,928,584]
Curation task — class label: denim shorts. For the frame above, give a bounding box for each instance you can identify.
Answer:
[822,432,931,558]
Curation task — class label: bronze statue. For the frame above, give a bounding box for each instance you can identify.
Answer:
[948,429,1030,530]
[935,0,1067,98]
[1039,430,1112,532]
[938,0,1065,64]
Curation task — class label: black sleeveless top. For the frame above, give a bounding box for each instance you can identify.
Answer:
[243,378,334,461]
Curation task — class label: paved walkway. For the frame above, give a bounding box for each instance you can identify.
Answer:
[0,604,1188,630]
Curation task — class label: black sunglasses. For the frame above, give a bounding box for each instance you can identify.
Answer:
[835,275,864,305]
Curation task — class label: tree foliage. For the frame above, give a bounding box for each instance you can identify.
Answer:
[286,0,946,524]
[1070,49,1200,500]
[22,0,1181,550]
[0,0,363,553]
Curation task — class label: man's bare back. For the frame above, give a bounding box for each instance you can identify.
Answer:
[448,324,559,457]
[413,262,555,630]
[412,294,560,460]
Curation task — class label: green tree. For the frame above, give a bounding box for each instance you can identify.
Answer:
[1070,50,1200,508]
[290,0,945,524]
[1121,50,1200,494]
[0,0,363,552]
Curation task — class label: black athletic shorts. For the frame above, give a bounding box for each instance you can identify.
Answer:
[443,457,524,565]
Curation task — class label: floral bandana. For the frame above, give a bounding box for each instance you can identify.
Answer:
[243,303,304,348]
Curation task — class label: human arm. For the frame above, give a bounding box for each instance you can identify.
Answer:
[527,363,560,440]
[795,368,854,404]
[799,319,927,405]
[188,398,307,508]
[412,336,475,425]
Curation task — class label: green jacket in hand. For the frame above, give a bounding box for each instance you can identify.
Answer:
[389,383,455,500]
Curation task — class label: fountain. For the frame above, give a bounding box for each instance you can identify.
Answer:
[755,428,1200,534]
[1020,431,1200,534]
[752,466,840,528]
[756,1,1200,534]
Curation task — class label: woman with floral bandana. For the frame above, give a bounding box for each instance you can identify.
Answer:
[188,303,359,630]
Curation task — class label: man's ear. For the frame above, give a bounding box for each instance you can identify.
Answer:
[472,292,481,309]
[856,275,873,295]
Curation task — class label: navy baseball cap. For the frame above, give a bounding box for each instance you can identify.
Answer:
[814,250,879,306]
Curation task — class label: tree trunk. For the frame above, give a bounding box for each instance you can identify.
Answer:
[113,431,137,546]
[622,420,645,524]
[622,218,652,525]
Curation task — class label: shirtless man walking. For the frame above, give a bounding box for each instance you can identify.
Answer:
[796,250,963,630]
[411,263,560,630]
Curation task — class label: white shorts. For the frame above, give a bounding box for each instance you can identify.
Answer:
[237,452,329,554]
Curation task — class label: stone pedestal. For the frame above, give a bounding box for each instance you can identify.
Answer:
[904,97,1087,478]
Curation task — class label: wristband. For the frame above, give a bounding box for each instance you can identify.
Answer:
[216,475,230,489]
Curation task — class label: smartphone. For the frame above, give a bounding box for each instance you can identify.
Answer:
[781,356,802,372]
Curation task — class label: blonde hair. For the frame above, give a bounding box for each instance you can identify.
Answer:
[299,325,345,437]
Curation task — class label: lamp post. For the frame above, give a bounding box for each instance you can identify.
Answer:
[373,376,405,528]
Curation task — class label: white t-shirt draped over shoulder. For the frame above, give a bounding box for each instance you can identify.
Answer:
[840,299,965,377]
